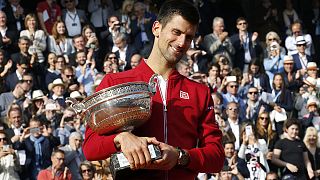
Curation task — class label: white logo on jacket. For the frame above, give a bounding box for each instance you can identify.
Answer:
[180,91,189,99]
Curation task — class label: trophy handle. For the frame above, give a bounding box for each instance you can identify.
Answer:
[148,74,158,95]
[66,97,85,113]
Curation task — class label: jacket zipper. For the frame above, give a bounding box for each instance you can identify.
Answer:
[157,76,169,180]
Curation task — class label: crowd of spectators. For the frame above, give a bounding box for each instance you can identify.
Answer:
[0,0,319,179]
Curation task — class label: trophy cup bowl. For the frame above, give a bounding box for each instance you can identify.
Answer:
[66,75,157,135]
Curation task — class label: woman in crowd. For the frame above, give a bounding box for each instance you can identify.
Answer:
[206,62,221,92]
[47,20,75,64]
[0,130,20,180]
[303,127,320,179]
[20,13,47,63]
[55,55,67,73]
[272,119,314,179]
[248,59,271,93]
[255,112,278,172]
[238,122,269,179]
[119,0,134,34]
[82,25,99,51]
[264,31,286,59]
[268,73,293,134]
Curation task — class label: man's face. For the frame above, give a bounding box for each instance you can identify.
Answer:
[213,21,224,35]
[17,64,27,75]
[9,110,22,128]
[19,39,30,53]
[62,69,74,83]
[284,62,294,72]
[51,152,65,170]
[130,55,141,69]
[307,69,318,78]
[297,43,306,54]
[236,20,247,31]
[48,53,57,66]
[292,24,301,37]
[70,136,82,149]
[73,37,85,50]
[178,64,190,77]
[55,57,65,70]
[0,12,6,27]
[224,143,235,158]
[52,85,65,96]
[226,103,239,119]
[114,38,126,50]
[247,87,258,101]
[226,82,238,95]
[65,0,75,10]
[250,64,259,74]
[153,15,197,66]
[22,75,33,91]
[76,52,86,65]
[29,121,42,138]
[108,16,119,27]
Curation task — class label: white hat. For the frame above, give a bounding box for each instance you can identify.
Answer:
[304,76,317,87]
[283,55,294,64]
[70,91,85,100]
[307,62,318,70]
[31,90,45,101]
[48,78,65,91]
[307,98,318,108]
[270,41,279,51]
[295,36,306,45]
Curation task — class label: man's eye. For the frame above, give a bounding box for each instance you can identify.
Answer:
[172,30,181,35]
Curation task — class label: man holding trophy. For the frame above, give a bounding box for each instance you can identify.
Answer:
[81,0,224,179]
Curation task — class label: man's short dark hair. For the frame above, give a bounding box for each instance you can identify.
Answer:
[51,149,65,157]
[157,0,200,28]
[284,118,301,130]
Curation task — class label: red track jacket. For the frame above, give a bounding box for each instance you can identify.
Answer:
[82,60,224,180]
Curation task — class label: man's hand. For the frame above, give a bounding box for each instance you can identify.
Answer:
[114,132,160,170]
[145,142,180,170]
[252,32,258,42]
[219,32,228,42]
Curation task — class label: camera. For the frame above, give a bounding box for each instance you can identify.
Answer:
[2,145,9,151]
[30,127,41,134]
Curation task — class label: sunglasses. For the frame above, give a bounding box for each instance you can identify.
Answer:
[248,91,258,95]
[108,57,117,59]
[0,138,6,141]
[66,75,74,78]
[65,0,74,3]
[260,117,268,120]
[268,38,277,41]
[297,44,306,47]
[81,169,92,173]
[228,107,238,111]
[293,31,300,34]
[23,79,33,83]
[229,85,239,88]
[238,22,247,25]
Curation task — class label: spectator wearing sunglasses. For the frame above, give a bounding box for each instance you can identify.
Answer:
[244,86,265,122]
[292,36,313,72]
[224,102,243,150]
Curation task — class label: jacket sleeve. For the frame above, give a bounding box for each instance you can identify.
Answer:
[82,75,120,160]
[186,88,225,173]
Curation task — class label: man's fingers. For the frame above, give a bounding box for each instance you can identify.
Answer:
[146,137,160,145]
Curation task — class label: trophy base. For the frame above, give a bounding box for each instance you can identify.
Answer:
[110,144,162,180]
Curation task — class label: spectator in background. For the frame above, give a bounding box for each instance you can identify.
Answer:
[55,55,66,74]
[264,31,286,59]
[119,0,134,32]
[248,59,271,93]
[285,22,313,56]
[79,161,103,180]
[4,104,24,148]
[230,17,262,73]
[61,65,75,88]
[292,36,313,71]
[37,149,72,180]
[206,62,221,92]
[55,107,77,146]
[303,127,320,179]
[59,132,86,180]
[102,59,113,75]
[263,41,284,85]
[82,25,99,52]
[130,53,142,69]
[283,0,300,36]
[281,55,302,92]
[61,0,88,37]
[272,119,314,179]
[5,57,29,92]
[88,0,113,35]
[36,0,61,35]
[201,17,235,64]
[68,35,85,67]
[47,20,75,64]
[176,60,190,77]
[48,78,67,108]
[0,130,20,180]
[224,102,243,150]
[266,171,279,180]
[2,0,25,32]
[45,53,60,89]
[0,50,12,93]
[20,13,47,64]
[244,86,264,122]
[0,10,18,58]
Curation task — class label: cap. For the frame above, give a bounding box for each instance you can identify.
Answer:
[295,36,306,45]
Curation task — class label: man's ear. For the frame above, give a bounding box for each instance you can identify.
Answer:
[152,21,161,38]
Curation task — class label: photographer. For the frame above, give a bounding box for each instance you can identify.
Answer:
[55,107,77,146]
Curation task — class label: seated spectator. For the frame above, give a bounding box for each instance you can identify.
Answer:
[130,53,142,69]
[2,0,25,32]
[206,62,221,92]
[244,86,265,122]
[20,13,47,63]
[185,48,209,74]
[272,119,314,179]
[47,20,75,64]
[238,122,269,179]
[60,65,75,88]
[285,22,313,56]
[48,78,67,108]
[263,41,284,86]
[306,62,319,80]
[283,0,300,36]
[4,104,24,148]
[55,55,67,74]
[301,98,320,132]
[176,60,190,77]
[216,165,244,180]
[0,49,12,93]
[82,25,99,51]
[281,55,302,92]
[0,10,19,58]
[59,132,85,180]
[45,53,60,89]
[68,35,85,67]
[29,90,47,118]
[37,149,72,180]
[0,130,20,180]
[263,31,286,59]
[36,0,61,35]
[224,102,243,150]
[37,99,61,130]
[79,161,97,180]
[5,53,29,92]
[223,140,250,179]
[55,107,77,146]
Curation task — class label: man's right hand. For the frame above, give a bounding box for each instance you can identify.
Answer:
[114,132,160,170]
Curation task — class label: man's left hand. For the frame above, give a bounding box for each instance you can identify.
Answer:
[145,142,180,170]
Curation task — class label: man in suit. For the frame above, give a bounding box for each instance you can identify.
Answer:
[113,33,138,71]
[230,17,262,72]
[292,36,313,72]
[0,10,18,58]
[2,0,25,32]
[10,36,37,70]
[61,0,88,37]
[5,57,29,92]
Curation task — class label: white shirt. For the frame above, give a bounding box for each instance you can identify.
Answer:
[228,118,240,150]
[15,70,23,80]
[65,10,81,37]
[298,53,308,69]
[11,125,23,136]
